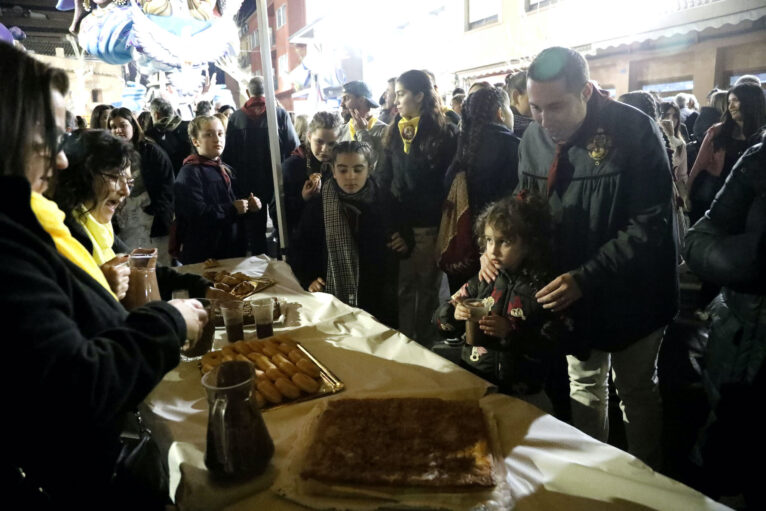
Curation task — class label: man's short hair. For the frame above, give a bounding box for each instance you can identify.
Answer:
[528,46,589,94]
[505,71,527,94]
[618,91,658,120]
[248,76,265,96]
[674,93,688,109]
[734,74,762,87]
[149,97,174,119]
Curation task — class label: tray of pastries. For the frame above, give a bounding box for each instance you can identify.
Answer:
[202,269,275,300]
[200,335,344,410]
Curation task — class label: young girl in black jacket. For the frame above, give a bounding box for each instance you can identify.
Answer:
[291,141,411,328]
[378,69,458,345]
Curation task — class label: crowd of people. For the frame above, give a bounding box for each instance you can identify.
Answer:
[3,38,764,508]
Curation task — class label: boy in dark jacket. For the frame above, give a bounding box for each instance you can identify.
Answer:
[291,141,412,328]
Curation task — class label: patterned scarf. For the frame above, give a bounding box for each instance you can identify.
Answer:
[322,179,376,306]
[30,192,116,298]
[76,205,116,266]
[397,116,421,154]
[348,116,378,141]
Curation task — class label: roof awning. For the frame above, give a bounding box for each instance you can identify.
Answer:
[587,6,766,53]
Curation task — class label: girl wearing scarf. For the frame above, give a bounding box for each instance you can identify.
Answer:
[378,69,458,344]
[279,111,341,241]
[175,115,261,264]
[291,142,412,328]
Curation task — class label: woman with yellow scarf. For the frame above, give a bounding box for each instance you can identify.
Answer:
[378,70,458,346]
[52,129,227,303]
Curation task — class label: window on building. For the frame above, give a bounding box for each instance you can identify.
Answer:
[526,0,562,13]
[466,0,500,31]
[276,4,287,29]
[251,30,258,49]
[641,79,693,99]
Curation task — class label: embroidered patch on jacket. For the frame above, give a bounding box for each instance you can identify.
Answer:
[507,296,526,320]
[469,346,488,361]
[586,128,612,166]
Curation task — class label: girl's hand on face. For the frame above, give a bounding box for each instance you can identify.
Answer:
[248,193,262,212]
[387,232,408,254]
[101,254,130,300]
[454,303,471,321]
[308,277,325,293]
[478,251,500,283]
[479,312,512,338]
[233,199,249,215]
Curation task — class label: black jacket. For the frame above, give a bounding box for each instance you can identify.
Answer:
[684,141,766,400]
[1,176,185,507]
[378,115,458,228]
[137,139,175,238]
[434,267,571,396]
[145,116,191,175]
[445,122,520,219]
[174,160,246,264]
[223,105,299,203]
[276,147,331,240]
[518,91,679,352]
[290,179,412,328]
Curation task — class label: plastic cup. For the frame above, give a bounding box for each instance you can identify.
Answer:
[220,300,245,343]
[252,298,274,339]
[182,298,216,359]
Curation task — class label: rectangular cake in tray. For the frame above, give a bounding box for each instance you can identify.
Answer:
[300,397,496,489]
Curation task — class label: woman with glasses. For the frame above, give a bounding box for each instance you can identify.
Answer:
[52,129,229,302]
[108,107,175,264]
[1,44,207,507]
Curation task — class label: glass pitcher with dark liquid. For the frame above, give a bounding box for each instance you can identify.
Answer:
[201,361,274,480]
[121,248,161,310]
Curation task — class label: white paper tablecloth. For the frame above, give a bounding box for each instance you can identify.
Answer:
[143,256,728,511]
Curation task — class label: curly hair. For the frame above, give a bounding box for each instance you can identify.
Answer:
[713,83,766,151]
[383,69,446,150]
[108,107,145,147]
[474,192,553,270]
[453,87,509,179]
[52,129,137,219]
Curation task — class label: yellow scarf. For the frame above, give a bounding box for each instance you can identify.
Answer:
[76,205,116,266]
[29,192,116,298]
[397,116,420,154]
[348,116,378,141]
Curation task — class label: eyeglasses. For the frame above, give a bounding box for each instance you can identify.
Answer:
[100,172,135,189]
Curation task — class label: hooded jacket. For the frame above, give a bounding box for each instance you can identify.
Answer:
[145,115,191,175]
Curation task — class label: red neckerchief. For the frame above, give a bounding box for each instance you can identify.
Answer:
[547,84,611,197]
[243,96,266,120]
[183,154,231,188]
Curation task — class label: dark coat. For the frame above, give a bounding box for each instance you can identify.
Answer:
[64,214,211,301]
[1,176,185,507]
[277,147,330,240]
[684,140,766,402]
[174,160,246,264]
[145,116,191,175]
[434,267,571,396]
[378,114,458,228]
[223,104,299,202]
[137,139,175,238]
[518,91,679,352]
[445,122,520,219]
[290,179,412,328]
